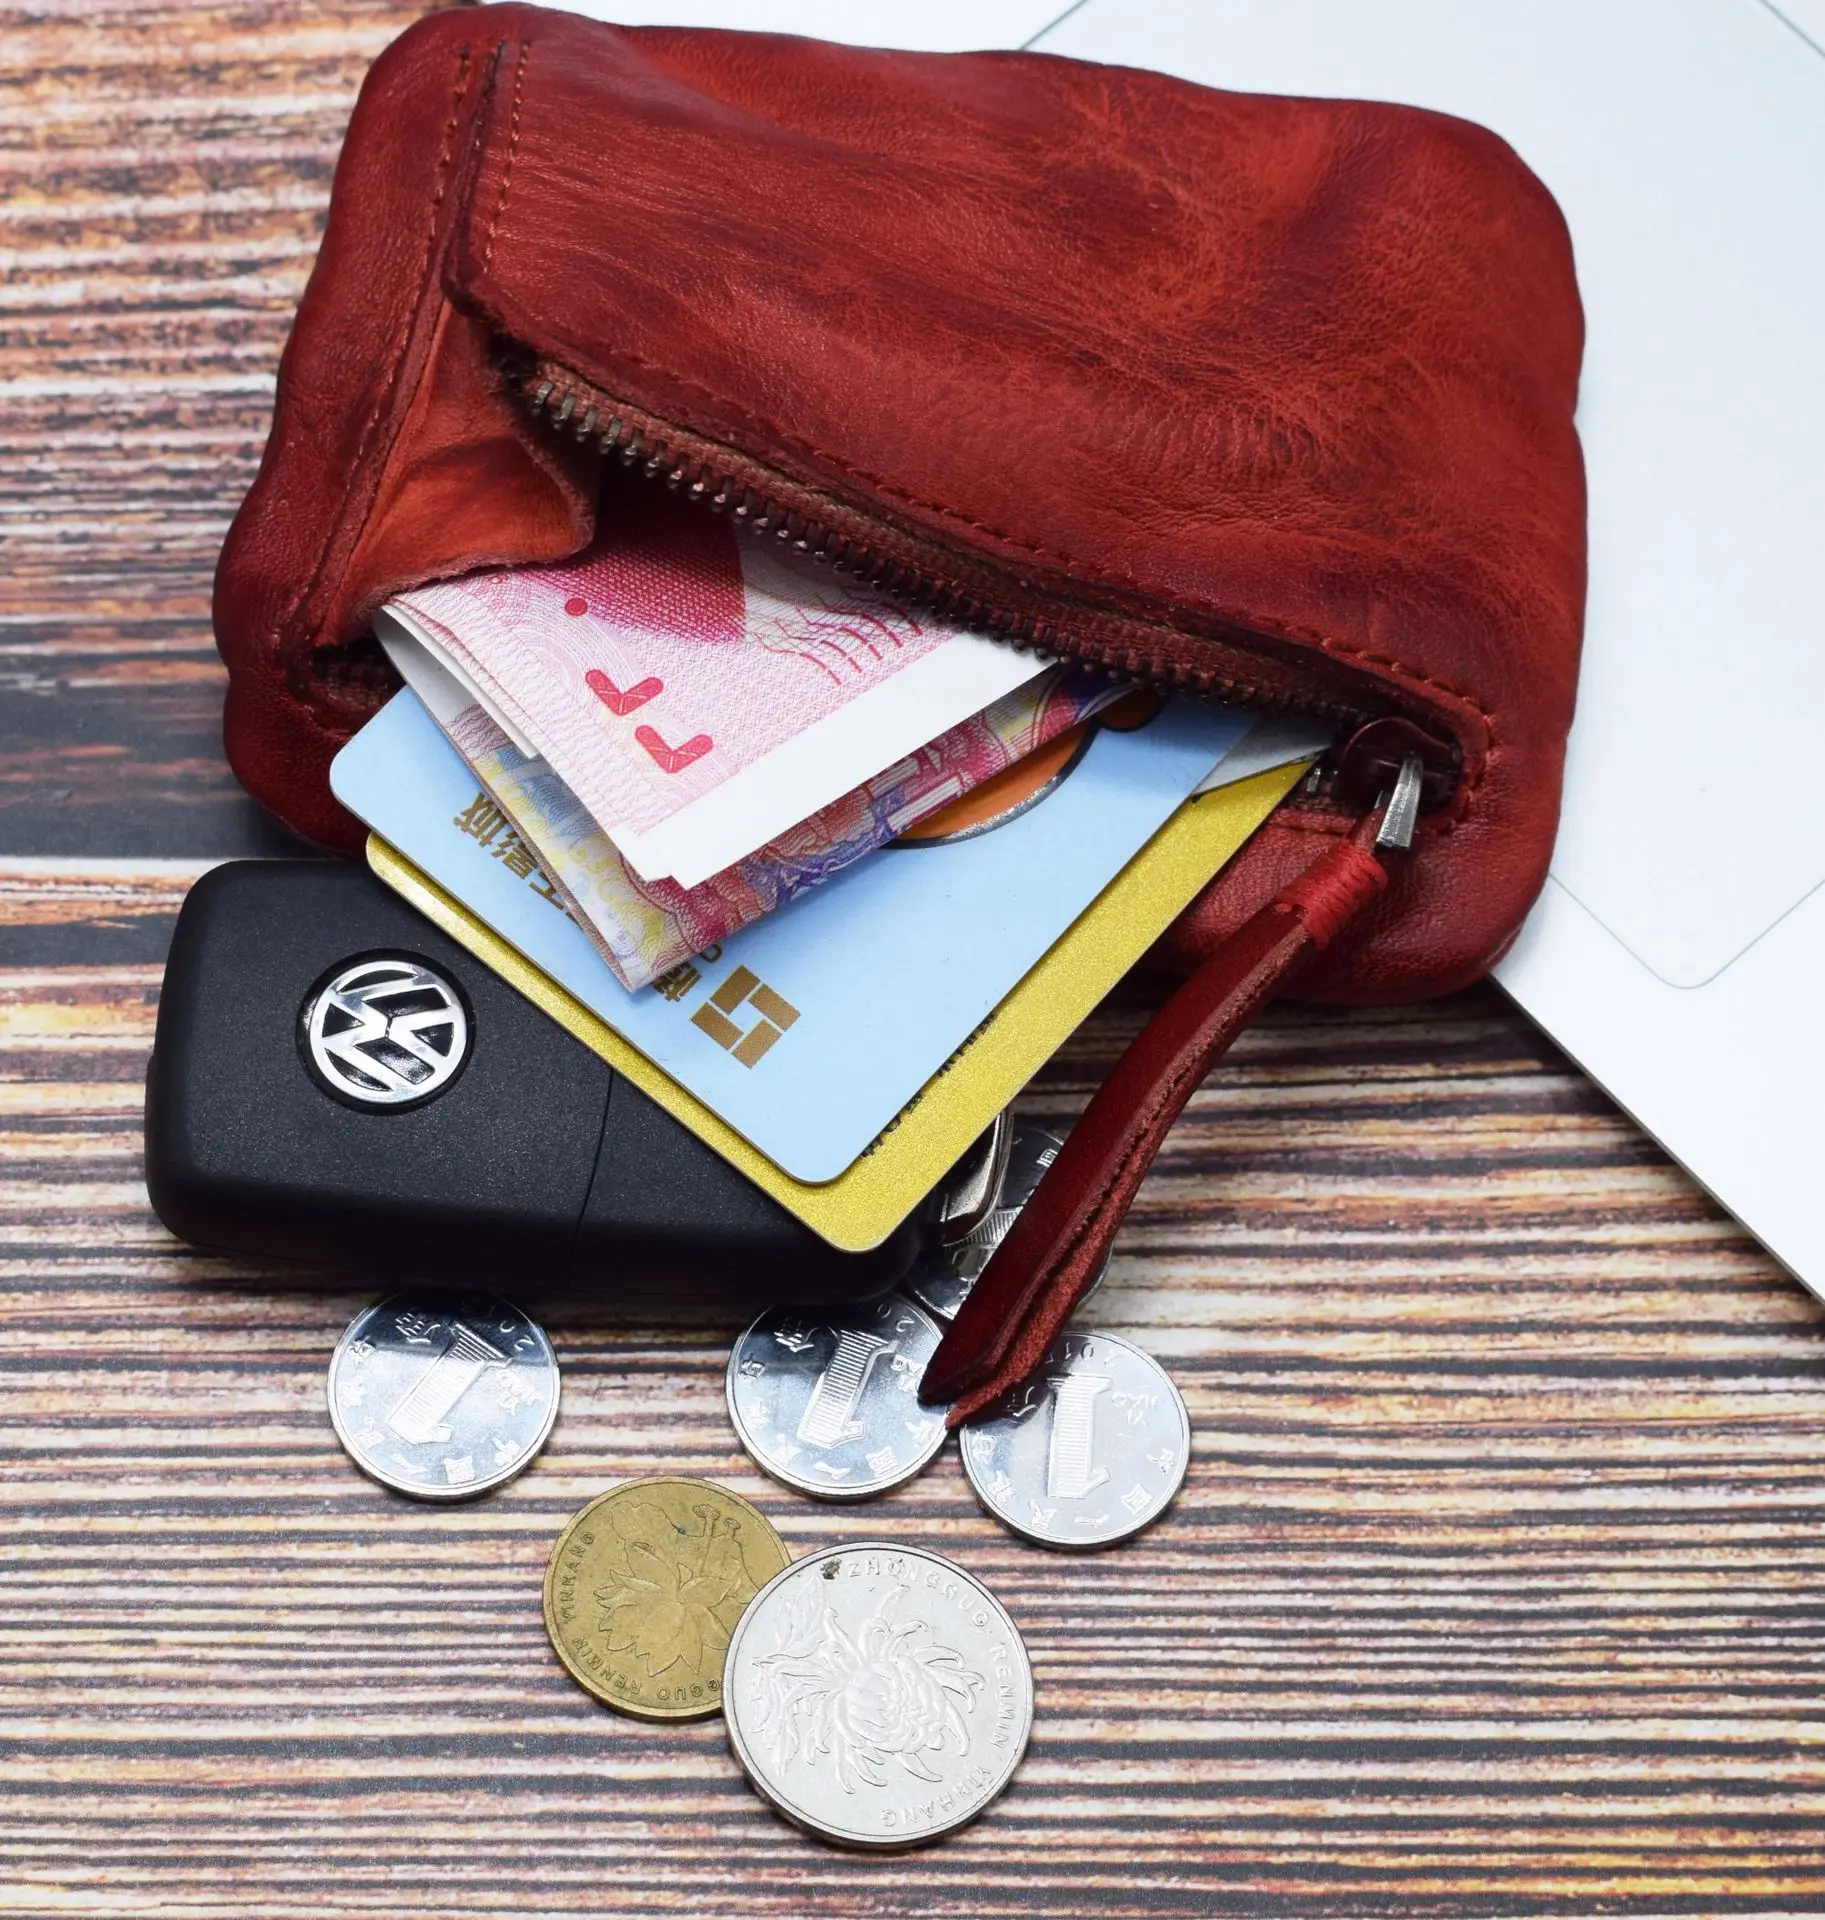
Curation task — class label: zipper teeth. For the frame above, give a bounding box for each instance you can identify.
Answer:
[517,361,1372,726]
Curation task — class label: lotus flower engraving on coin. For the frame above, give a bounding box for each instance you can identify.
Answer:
[544,1479,789,1721]
[594,1497,762,1678]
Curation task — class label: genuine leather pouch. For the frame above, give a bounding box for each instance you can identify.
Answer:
[214,7,1587,1400]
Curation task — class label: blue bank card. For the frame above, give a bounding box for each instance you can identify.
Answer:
[331,689,1249,1181]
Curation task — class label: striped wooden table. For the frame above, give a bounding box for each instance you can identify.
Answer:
[4,5,1824,1914]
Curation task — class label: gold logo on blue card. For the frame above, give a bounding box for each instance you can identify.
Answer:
[691,966,800,1067]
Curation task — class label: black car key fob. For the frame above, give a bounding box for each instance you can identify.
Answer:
[144,860,927,1301]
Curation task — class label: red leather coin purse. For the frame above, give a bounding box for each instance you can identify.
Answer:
[214,7,1586,1412]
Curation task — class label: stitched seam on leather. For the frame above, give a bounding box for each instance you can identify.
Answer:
[544,344,1502,741]
[1267,813,1352,839]
[1280,843,1387,949]
[482,37,530,271]
[269,40,474,738]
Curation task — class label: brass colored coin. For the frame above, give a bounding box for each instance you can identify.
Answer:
[543,1477,790,1720]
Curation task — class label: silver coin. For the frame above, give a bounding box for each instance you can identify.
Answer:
[723,1541,1033,1849]
[960,1329,1188,1549]
[907,1123,1108,1322]
[327,1293,559,1500]
[725,1296,948,1501]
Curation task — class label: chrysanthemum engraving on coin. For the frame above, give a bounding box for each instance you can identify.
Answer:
[724,1544,1032,1849]
[751,1584,982,1791]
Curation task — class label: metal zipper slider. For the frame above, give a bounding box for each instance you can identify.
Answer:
[933,1110,1013,1245]
[1374,751,1426,852]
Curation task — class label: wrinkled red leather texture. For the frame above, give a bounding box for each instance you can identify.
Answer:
[215,5,1586,998]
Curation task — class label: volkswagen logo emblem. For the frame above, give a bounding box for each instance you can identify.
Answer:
[299,952,472,1110]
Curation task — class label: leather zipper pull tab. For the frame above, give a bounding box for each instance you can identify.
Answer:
[920,756,1424,1425]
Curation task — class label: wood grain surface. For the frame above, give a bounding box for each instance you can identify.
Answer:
[4,5,1824,1915]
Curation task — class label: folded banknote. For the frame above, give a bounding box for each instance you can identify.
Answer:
[384,485,1046,889]
[386,626,1128,990]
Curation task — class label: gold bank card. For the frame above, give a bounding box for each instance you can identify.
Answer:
[367,760,1303,1250]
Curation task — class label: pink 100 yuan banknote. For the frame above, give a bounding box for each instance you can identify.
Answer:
[404,663,1125,992]
[386,486,1048,888]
